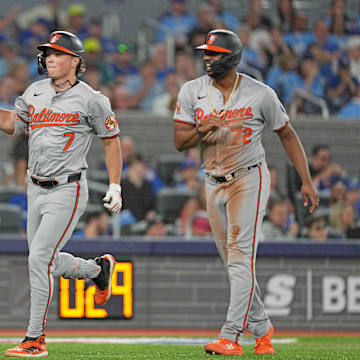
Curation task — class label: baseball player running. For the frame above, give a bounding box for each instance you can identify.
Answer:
[173,29,319,356]
[0,31,123,357]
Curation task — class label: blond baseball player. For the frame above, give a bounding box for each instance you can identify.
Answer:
[0,31,123,357]
[173,29,319,356]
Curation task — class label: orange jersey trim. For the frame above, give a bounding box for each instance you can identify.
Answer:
[102,132,120,140]
[273,121,289,132]
[174,119,195,127]
[242,165,262,331]
[43,181,81,333]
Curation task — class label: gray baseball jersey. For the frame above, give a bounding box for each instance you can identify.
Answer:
[174,74,288,175]
[14,78,119,338]
[174,73,288,343]
[15,78,119,177]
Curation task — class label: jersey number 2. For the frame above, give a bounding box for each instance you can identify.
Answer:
[63,133,75,151]
[231,128,252,145]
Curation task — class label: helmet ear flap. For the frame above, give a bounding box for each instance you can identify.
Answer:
[37,53,47,75]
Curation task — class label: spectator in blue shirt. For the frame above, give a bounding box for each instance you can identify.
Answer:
[276,0,295,32]
[124,60,164,111]
[237,24,262,71]
[323,0,353,37]
[86,19,119,55]
[300,52,325,98]
[347,36,360,83]
[150,42,175,84]
[102,42,138,85]
[327,4,350,51]
[187,3,220,53]
[296,51,326,114]
[325,54,359,113]
[207,0,240,31]
[262,26,290,73]
[0,76,18,110]
[347,14,360,35]
[266,49,303,105]
[18,18,49,59]
[175,159,202,193]
[306,21,340,80]
[73,211,111,239]
[156,0,196,47]
[248,0,273,30]
[336,83,360,119]
[283,12,315,58]
[66,3,89,40]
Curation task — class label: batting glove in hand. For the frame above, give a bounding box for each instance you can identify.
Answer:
[103,183,122,214]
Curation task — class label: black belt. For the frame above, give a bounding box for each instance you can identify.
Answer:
[207,163,261,184]
[31,173,81,189]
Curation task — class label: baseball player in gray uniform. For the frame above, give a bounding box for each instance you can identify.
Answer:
[0,31,123,357]
[173,29,319,356]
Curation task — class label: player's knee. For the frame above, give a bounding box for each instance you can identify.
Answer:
[227,247,245,264]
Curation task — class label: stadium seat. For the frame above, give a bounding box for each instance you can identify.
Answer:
[87,169,109,185]
[156,154,185,187]
[0,203,24,234]
[156,188,192,224]
[87,180,109,204]
[0,186,26,203]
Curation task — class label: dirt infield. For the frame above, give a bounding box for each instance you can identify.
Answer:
[0,329,359,337]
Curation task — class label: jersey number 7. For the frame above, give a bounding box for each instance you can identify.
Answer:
[63,132,75,151]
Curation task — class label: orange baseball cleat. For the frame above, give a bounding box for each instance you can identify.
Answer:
[254,324,275,355]
[4,335,48,357]
[93,254,116,306]
[204,338,243,355]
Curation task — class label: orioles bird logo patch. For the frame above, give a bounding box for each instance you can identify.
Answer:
[49,33,62,43]
[207,34,217,44]
[105,114,117,130]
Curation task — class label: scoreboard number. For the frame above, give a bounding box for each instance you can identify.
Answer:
[59,261,133,319]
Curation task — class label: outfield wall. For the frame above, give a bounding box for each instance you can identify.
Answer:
[0,238,359,331]
[1,116,360,192]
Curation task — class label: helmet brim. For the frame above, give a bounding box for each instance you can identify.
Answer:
[37,43,80,57]
[195,44,231,53]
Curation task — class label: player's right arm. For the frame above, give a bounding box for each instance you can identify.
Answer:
[0,109,16,135]
[174,117,227,151]
[173,81,226,151]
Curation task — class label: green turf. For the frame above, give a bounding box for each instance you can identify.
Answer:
[0,337,359,359]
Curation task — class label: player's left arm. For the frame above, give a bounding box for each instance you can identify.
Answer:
[102,136,123,214]
[276,123,319,213]
[102,136,122,183]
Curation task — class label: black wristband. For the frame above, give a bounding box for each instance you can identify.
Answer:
[196,127,206,137]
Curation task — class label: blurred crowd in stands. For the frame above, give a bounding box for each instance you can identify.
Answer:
[0,0,359,240]
[0,0,360,116]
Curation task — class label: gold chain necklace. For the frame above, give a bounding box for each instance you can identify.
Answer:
[209,73,240,117]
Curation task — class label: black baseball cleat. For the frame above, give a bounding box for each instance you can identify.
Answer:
[93,254,116,305]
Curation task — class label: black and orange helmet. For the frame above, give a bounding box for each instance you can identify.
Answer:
[37,31,85,75]
[196,29,242,77]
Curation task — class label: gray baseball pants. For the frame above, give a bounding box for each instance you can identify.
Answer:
[26,176,101,338]
[205,162,271,343]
